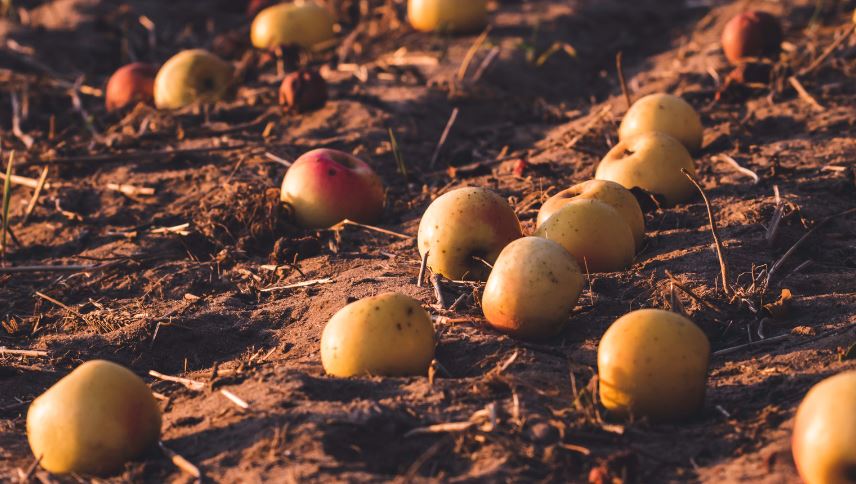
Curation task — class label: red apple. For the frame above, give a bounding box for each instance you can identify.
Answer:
[279,69,328,113]
[721,11,782,65]
[104,63,157,112]
[280,148,385,228]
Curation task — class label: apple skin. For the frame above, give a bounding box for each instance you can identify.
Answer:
[533,199,635,273]
[721,11,783,65]
[482,237,584,340]
[26,360,161,475]
[596,131,697,206]
[408,0,488,33]
[251,2,335,51]
[792,370,856,484]
[618,93,703,153]
[279,69,328,113]
[280,148,385,229]
[598,309,710,423]
[537,180,645,249]
[321,293,435,377]
[417,187,522,281]
[105,63,156,112]
[153,49,234,110]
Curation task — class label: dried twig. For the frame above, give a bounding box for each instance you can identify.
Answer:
[682,169,731,296]
[220,389,250,409]
[148,370,206,391]
[429,108,460,168]
[797,24,856,77]
[331,219,412,240]
[765,207,856,289]
[34,291,85,321]
[417,250,429,288]
[106,183,156,197]
[431,274,447,308]
[787,76,824,111]
[471,47,501,83]
[159,441,201,479]
[712,333,789,356]
[22,167,48,225]
[457,27,492,81]
[766,185,784,245]
[616,51,632,109]
[259,278,334,293]
[0,347,48,357]
[716,154,759,184]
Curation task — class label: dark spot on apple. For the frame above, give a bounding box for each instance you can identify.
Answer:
[396,323,402,331]
[328,168,337,177]
[201,77,215,92]
[623,149,635,156]
[407,307,413,315]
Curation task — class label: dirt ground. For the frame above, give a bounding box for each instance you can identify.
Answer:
[1,0,855,482]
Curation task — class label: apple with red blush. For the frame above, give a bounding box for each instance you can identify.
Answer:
[105,63,157,112]
[280,148,385,228]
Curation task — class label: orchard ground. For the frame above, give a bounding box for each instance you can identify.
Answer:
[1,0,855,481]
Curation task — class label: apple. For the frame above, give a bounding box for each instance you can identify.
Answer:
[279,69,328,113]
[721,11,783,65]
[792,370,856,484]
[280,148,385,228]
[321,292,435,377]
[595,131,698,206]
[417,187,523,281]
[618,93,704,153]
[153,49,234,110]
[533,199,635,273]
[537,180,645,249]
[408,0,488,33]
[104,63,156,112]
[482,237,584,340]
[598,309,710,422]
[251,2,335,51]
[26,360,161,475]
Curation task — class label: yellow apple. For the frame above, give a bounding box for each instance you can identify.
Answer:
[321,293,435,377]
[418,187,523,281]
[533,199,635,273]
[407,0,488,33]
[26,360,161,475]
[792,370,856,484]
[251,1,335,51]
[618,93,703,152]
[598,309,710,422]
[537,179,645,249]
[595,131,698,206]
[153,49,234,110]
[482,237,584,340]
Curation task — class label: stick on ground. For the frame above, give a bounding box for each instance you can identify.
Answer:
[682,169,731,297]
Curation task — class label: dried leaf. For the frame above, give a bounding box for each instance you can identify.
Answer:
[764,288,793,319]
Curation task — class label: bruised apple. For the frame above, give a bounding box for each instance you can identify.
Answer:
[482,237,584,340]
[598,309,710,422]
[153,49,234,110]
[408,0,488,33]
[105,63,156,112]
[721,11,783,65]
[596,131,697,206]
[251,1,335,51]
[792,370,856,484]
[537,180,645,249]
[279,69,328,113]
[618,93,704,152]
[418,187,522,281]
[26,360,161,475]
[280,148,385,228]
[321,293,435,377]
[533,199,635,273]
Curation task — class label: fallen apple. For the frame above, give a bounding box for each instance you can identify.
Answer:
[279,69,328,113]
[321,292,435,377]
[153,49,234,110]
[482,237,584,340]
[105,63,156,112]
[595,131,698,206]
[598,309,710,422]
[533,199,635,273]
[407,0,488,33]
[618,93,704,153]
[792,370,856,484]
[417,186,523,281]
[721,11,783,65]
[280,148,385,228]
[26,360,161,475]
[251,1,335,51]
[537,180,645,249]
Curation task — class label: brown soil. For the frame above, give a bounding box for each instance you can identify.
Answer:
[1,0,855,482]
